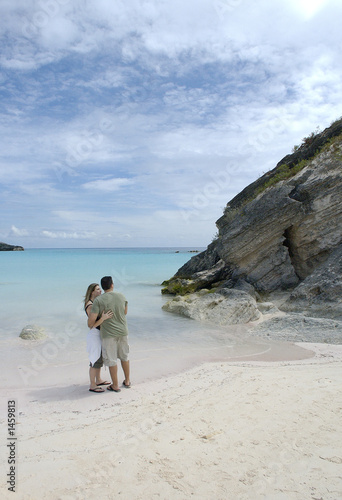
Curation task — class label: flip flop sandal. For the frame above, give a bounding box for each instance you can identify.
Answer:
[107,386,121,392]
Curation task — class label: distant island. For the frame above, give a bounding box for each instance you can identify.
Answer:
[0,242,24,251]
[175,250,200,253]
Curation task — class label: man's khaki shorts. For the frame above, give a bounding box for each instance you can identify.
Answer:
[101,336,129,367]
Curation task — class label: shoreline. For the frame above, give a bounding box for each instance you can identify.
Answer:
[3,337,341,412]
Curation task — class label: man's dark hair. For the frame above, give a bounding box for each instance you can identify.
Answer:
[101,276,113,291]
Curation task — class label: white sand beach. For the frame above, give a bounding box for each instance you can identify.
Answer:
[2,342,342,500]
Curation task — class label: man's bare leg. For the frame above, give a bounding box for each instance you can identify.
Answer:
[108,365,120,391]
[121,360,130,386]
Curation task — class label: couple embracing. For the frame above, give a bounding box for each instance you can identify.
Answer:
[84,276,131,394]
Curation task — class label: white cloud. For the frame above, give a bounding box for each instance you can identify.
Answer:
[10,225,29,237]
[41,230,97,240]
[82,177,133,192]
[53,210,102,223]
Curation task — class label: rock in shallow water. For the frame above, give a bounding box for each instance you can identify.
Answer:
[162,290,261,325]
[19,325,47,340]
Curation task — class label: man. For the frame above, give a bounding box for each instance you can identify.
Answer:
[88,276,130,392]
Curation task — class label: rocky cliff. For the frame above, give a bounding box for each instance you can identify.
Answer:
[162,119,342,328]
[0,242,24,251]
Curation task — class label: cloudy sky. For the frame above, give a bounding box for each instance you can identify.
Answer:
[0,0,341,248]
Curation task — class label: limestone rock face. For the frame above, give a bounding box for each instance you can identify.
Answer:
[282,244,342,319]
[163,119,342,325]
[215,150,342,292]
[174,163,342,294]
[19,325,47,340]
[0,242,24,251]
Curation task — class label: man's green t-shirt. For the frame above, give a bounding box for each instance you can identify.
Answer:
[91,291,128,338]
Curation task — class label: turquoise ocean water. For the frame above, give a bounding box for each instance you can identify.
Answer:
[0,247,275,386]
[0,247,200,333]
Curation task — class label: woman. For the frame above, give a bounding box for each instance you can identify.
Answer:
[84,283,113,393]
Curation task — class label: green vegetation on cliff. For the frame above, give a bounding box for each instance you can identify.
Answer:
[222,118,342,212]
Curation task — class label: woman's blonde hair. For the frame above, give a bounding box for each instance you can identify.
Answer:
[84,283,99,309]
